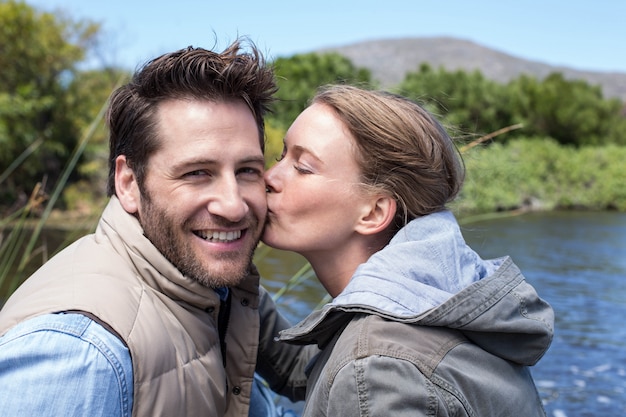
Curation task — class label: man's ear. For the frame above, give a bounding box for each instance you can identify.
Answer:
[355,195,396,236]
[114,155,140,214]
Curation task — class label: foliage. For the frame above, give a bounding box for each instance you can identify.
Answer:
[397,64,626,147]
[506,73,626,146]
[264,122,286,168]
[0,97,106,298]
[453,138,626,215]
[269,52,373,129]
[2,2,625,214]
[0,0,102,208]
[61,69,130,210]
[397,64,515,140]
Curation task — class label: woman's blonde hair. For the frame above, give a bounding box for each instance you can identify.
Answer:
[312,85,465,232]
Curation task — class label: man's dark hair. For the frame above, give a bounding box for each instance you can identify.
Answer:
[105,38,277,196]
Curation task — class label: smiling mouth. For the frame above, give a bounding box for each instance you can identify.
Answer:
[194,229,243,243]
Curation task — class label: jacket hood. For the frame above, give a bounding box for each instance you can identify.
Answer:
[279,210,554,365]
[335,210,500,316]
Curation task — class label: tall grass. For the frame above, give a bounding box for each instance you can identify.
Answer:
[0,95,111,302]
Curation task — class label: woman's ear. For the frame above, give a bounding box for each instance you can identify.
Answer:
[114,155,141,214]
[355,195,396,236]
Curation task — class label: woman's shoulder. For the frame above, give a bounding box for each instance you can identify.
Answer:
[332,314,468,368]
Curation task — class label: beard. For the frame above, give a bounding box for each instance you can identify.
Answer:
[138,188,260,288]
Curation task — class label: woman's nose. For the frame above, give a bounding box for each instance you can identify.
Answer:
[264,165,280,193]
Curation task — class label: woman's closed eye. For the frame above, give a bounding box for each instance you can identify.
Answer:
[293,164,313,174]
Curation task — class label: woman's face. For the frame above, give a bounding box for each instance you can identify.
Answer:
[263,103,371,259]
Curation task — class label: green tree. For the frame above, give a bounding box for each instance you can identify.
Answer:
[269,52,373,129]
[61,68,130,211]
[398,64,515,140]
[507,73,626,146]
[398,64,626,147]
[0,0,100,208]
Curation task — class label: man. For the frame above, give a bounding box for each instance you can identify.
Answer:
[0,39,309,416]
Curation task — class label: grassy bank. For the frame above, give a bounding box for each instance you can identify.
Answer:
[453,138,626,215]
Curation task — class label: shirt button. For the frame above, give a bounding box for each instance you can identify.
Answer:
[206,306,215,313]
[232,386,241,395]
[240,298,249,306]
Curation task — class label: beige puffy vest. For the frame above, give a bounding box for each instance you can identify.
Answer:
[0,197,261,416]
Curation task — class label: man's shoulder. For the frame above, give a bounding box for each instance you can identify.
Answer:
[0,313,134,416]
[1,312,130,356]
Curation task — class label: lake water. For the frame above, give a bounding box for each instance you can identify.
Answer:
[256,211,626,417]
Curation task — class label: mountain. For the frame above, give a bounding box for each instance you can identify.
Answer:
[315,37,626,102]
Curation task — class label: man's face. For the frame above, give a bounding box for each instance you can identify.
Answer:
[135,98,266,288]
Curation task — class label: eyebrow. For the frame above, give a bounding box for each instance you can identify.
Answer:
[170,155,266,171]
[238,155,266,165]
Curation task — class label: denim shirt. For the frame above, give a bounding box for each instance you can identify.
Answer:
[0,313,133,417]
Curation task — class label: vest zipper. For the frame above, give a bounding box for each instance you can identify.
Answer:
[217,291,231,367]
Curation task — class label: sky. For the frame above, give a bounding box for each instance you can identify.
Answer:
[27,0,626,74]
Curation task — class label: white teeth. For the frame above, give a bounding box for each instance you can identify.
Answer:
[197,230,242,242]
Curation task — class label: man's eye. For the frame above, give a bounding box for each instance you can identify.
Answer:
[185,170,210,177]
[239,167,263,177]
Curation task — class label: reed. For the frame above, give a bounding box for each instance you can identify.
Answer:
[0,90,112,301]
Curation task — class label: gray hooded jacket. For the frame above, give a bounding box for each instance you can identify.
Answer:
[279,210,554,417]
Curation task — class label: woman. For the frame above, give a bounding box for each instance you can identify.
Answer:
[263,85,553,416]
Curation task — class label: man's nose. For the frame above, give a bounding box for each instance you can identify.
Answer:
[206,177,248,221]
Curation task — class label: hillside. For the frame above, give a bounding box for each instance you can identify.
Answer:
[315,37,626,102]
